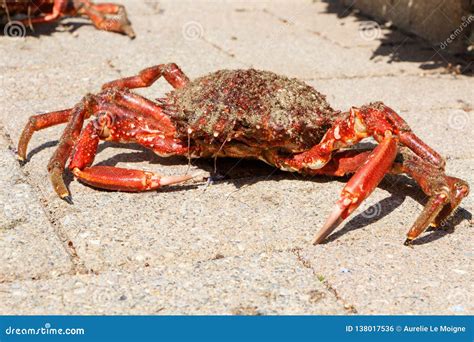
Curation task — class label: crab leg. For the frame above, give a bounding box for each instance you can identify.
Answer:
[20,0,67,25]
[18,108,72,163]
[68,107,191,192]
[281,102,444,172]
[17,89,182,197]
[273,102,465,244]
[77,1,135,38]
[17,89,175,165]
[110,90,177,133]
[18,0,134,38]
[312,131,398,244]
[394,149,469,244]
[47,96,97,202]
[308,146,468,244]
[102,63,190,90]
[363,103,445,168]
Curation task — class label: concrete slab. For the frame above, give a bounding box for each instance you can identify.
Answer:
[0,252,347,315]
[297,157,473,314]
[0,134,72,282]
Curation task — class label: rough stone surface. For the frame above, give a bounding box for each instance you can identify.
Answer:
[341,0,473,53]
[0,252,346,315]
[0,134,72,282]
[0,0,472,314]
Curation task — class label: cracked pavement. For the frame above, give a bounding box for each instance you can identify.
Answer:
[0,0,472,315]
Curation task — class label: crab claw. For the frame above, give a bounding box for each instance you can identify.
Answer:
[313,131,398,244]
[72,166,194,192]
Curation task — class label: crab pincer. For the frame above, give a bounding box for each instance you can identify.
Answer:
[71,167,193,192]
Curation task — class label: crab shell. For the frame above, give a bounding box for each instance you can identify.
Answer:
[164,69,341,161]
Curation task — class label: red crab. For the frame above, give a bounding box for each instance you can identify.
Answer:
[17,64,469,245]
[1,0,134,37]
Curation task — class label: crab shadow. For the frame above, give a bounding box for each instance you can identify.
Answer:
[83,142,471,244]
[25,140,58,162]
[321,0,474,75]
[0,19,94,38]
[28,140,471,242]
[322,174,472,245]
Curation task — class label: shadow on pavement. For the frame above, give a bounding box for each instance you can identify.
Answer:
[1,19,94,38]
[25,139,472,244]
[321,0,474,76]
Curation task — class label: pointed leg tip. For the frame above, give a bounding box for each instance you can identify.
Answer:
[61,195,74,205]
[126,29,136,39]
[159,173,195,187]
[311,236,325,245]
[404,238,413,247]
[18,158,27,167]
[121,25,135,39]
[312,209,345,246]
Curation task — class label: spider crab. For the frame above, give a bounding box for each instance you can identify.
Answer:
[18,64,469,245]
[1,0,134,38]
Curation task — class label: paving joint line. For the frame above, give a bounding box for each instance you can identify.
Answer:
[0,270,73,285]
[291,247,358,314]
[261,8,351,50]
[0,121,88,277]
[199,37,250,67]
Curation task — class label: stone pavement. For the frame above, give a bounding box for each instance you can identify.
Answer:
[0,0,472,314]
